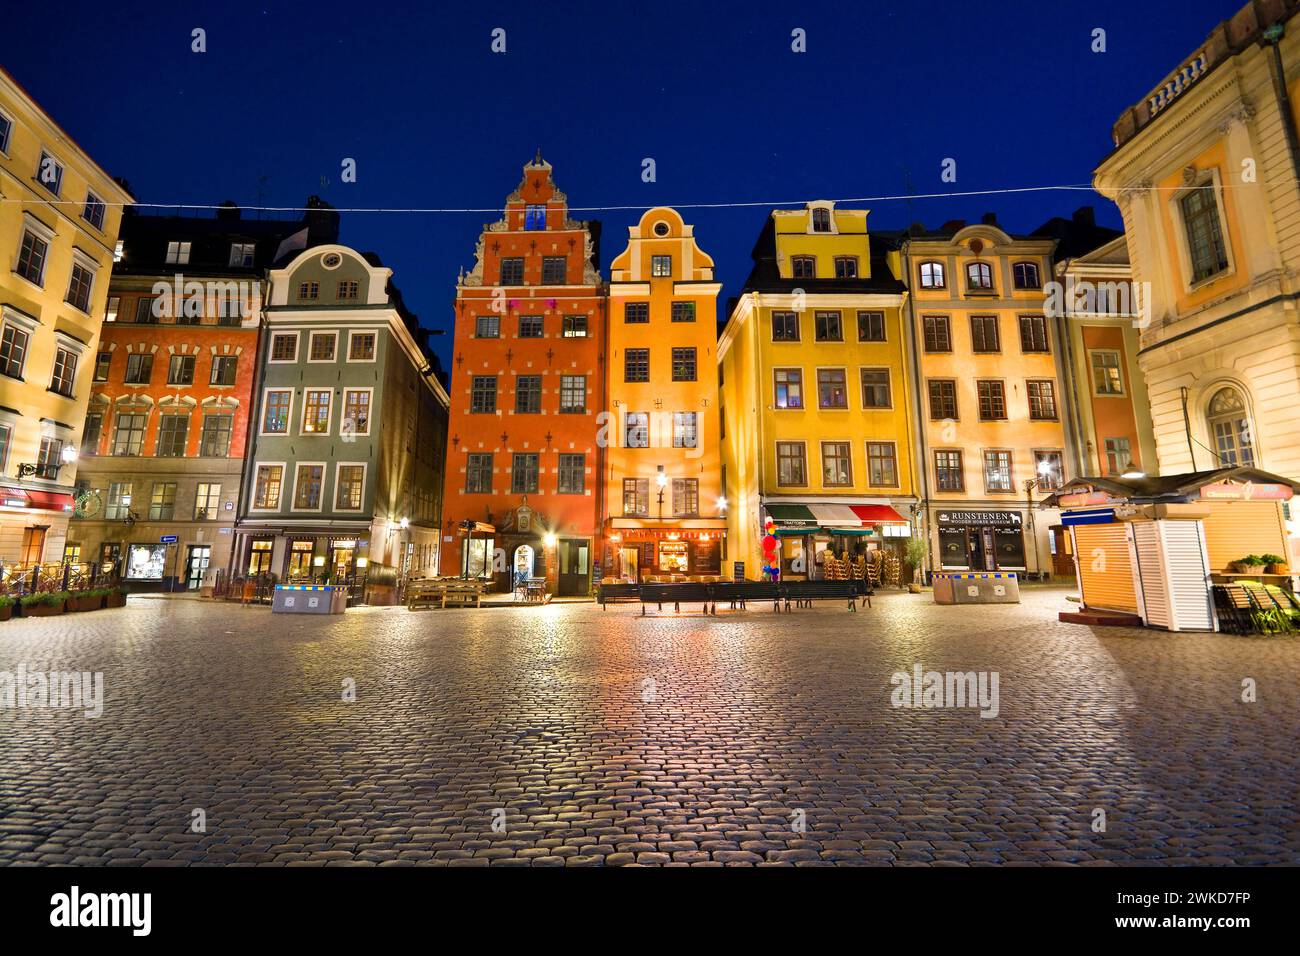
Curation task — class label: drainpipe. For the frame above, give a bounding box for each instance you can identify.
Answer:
[900,241,934,575]
[1056,262,1090,478]
[1263,23,1300,189]
[1180,386,1197,471]
[230,276,272,580]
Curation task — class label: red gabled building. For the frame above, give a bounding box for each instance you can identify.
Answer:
[440,154,605,595]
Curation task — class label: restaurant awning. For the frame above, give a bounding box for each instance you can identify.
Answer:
[766,501,910,531]
[808,504,860,526]
[765,503,816,526]
[850,504,908,525]
[0,488,74,512]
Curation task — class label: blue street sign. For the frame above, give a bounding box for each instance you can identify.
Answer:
[160,534,178,544]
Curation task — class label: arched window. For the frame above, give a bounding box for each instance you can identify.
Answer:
[1207,386,1255,466]
[1012,261,1041,289]
[966,261,994,291]
[919,261,945,288]
[811,207,831,232]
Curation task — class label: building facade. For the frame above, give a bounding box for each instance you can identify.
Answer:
[69,201,331,589]
[901,220,1069,576]
[439,155,604,595]
[1095,0,1300,559]
[719,202,917,580]
[235,243,449,600]
[605,207,725,581]
[0,67,132,567]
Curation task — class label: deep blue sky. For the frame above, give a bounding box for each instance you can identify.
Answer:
[4,0,1234,367]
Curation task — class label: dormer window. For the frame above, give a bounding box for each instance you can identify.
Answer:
[229,243,256,267]
[966,261,994,291]
[811,207,831,232]
[791,256,815,279]
[166,241,191,265]
[525,205,546,230]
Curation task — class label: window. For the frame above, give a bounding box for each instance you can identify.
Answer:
[336,280,359,300]
[309,332,337,361]
[293,464,324,509]
[1104,438,1132,476]
[518,314,543,338]
[776,441,807,486]
[105,296,119,323]
[66,262,94,312]
[541,257,566,284]
[817,368,848,409]
[302,389,331,433]
[156,414,189,457]
[814,311,843,341]
[821,442,852,486]
[563,314,587,337]
[93,351,111,382]
[983,450,1013,492]
[470,376,497,413]
[833,257,858,279]
[671,347,697,382]
[624,302,649,323]
[792,256,815,279]
[772,311,800,341]
[0,113,10,153]
[625,412,649,448]
[525,205,546,230]
[860,369,891,409]
[1090,350,1123,395]
[194,483,222,519]
[49,346,77,397]
[811,207,831,232]
[294,280,319,301]
[557,454,585,494]
[177,310,201,327]
[167,354,195,385]
[200,414,233,456]
[335,465,365,511]
[229,243,255,267]
[670,302,696,323]
[466,453,493,493]
[670,478,699,516]
[112,409,147,455]
[623,478,649,516]
[0,322,29,378]
[36,437,63,479]
[625,348,649,382]
[672,412,698,448]
[210,355,238,385]
[81,413,102,455]
[935,450,964,492]
[253,465,284,509]
[124,353,153,385]
[217,296,242,326]
[1013,262,1041,289]
[1027,380,1058,421]
[970,315,1000,353]
[966,261,994,291]
[1018,315,1049,353]
[499,257,525,284]
[149,482,177,520]
[867,442,898,487]
[977,381,1006,420]
[134,298,158,323]
[928,380,957,420]
[1207,386,1255,466]
[857,311,885,342]
[651,255,672,277]
[106,482,133,520]
[16,229,49,285]
[1181,184,1230,283]
[774,368,803,409]
[559,375,585,414]
[1034,451,1064,491]
[515,375,542,414]
[342,389,370,435]
[270,334,297,362]
[165,241,191,265]
[262,389,292,433]
[919,261,946,289]
[922,315,951,352]
[511,453,539,494]
[348,332,376,361]
[37,151,64,195]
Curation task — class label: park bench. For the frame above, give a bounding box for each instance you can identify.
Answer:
[598,583,641,609]
[639,582,717,615]
[782,579,872,611]
[723,581,783,612]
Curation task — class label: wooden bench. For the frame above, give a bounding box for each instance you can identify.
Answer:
[406,580,484,610]
[638,582,717,615]
[782,579,872,611]
[721,581,783,612]
[598,583,641,609]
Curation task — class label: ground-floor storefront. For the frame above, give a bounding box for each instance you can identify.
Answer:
[928,504,1060,578]
[604,520,728,584]
[0,485,76,569]
[762,499,913,582]
[68,518,235,591]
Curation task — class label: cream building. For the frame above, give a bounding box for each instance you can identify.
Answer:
[0,67,132,566]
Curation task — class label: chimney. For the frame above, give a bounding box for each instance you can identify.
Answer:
[939,219,966,233]
[981,212,998,226]
[908,221,926,237]
[304,195,341,245]
[216,200,241,222]
[1073,206,1096,228]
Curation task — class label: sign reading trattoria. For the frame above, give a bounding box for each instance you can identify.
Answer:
[936,511,1022,527]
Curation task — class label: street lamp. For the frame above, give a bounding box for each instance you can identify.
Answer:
[1121,461,1146,480]
[656,466,667,521]
[1023,458,1056,582]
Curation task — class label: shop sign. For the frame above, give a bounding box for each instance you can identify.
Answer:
[936,511,1022,527]
[1057,491,1110,508]
[1199,481,1292,501]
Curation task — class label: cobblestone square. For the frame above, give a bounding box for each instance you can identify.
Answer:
[0,588,1296,866]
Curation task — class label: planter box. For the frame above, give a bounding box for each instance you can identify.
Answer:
[22,601,65,617]
[0,604,12,622]
[106,592,127,608]
[71,595,104,612]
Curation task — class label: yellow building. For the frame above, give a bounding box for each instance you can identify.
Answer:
[901,220,1067,576]
[719,201,917,581]
[604,207,726,581]
[0,68,132,566]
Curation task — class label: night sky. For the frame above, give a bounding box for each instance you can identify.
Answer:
[3,0,1233,367]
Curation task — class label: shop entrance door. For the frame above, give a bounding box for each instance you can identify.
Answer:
[968,529,996,571]
[618,546,639,583]
[185,545,211,590]
[558,539,589,596]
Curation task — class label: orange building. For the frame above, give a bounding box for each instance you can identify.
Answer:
[604,208,725,581]
[439,154,605,595]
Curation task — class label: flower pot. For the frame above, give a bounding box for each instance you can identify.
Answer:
[1267,563,1290,576]
[22,601,65,617]
[106,591,127,608]
[72,595,104,612]
[0,604,12,622]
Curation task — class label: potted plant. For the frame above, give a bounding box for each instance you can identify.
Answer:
[20,590,70,617]
[1259,554,1289,575]
[71,589,106,612]
[905,537,930,593]
[1233,555,1266,575]
[106,586,128,608]
[0,594,14,622]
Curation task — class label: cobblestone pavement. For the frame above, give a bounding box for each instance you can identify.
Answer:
[0,588,1296,866]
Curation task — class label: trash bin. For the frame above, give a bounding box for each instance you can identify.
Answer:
[272,585,348,614]
[932,572,1020,605]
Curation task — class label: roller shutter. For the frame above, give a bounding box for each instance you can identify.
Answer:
[1073,523,1139,613]
[1202,502,1287,572]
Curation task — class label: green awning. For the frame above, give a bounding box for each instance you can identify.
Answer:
[765,503,816,526]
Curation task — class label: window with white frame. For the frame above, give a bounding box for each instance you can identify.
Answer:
[165,241,191,265]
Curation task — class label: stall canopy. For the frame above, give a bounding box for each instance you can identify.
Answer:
[1042,467,1300,508]
[766,501,908,534]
